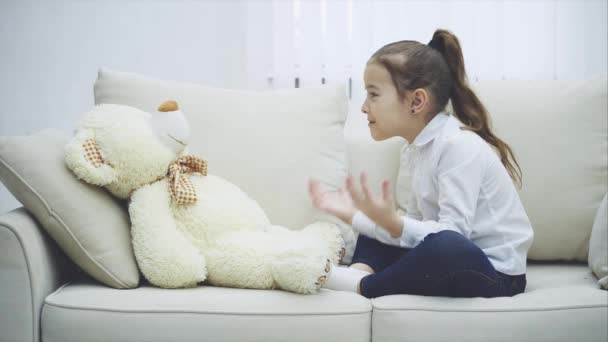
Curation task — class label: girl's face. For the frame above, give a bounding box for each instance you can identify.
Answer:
[361,62,426,143]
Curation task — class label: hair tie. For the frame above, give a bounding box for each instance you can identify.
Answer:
[427,38,440,51]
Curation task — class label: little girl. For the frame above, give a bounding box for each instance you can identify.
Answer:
[309,29,534,299]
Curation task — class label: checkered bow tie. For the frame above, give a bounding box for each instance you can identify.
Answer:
[167,155,208,205]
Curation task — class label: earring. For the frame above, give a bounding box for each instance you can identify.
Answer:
[411,109,415,113]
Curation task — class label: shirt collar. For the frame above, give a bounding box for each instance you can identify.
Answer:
[410,111,450,147]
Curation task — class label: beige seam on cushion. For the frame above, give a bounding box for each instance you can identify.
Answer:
[42,301,373,316]
[370,304,608,313]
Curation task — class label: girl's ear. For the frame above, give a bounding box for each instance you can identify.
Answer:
[411,88,429,114]
[65,128,116,186]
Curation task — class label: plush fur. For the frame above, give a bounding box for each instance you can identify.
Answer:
[65,102,345,294]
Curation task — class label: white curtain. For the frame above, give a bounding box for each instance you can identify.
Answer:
[245,0,608,97]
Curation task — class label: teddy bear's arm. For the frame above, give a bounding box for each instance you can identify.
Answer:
[64,128,117,186]
[129,180,207,288]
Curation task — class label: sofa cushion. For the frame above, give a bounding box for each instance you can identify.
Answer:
[371,263,608,342]
[589,193,608,289]
[42,282,371,342]
[93,68,349,232]
[472,77,607,261]
[0,129,139,289]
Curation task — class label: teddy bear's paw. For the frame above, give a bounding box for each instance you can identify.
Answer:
[337,247,346,264]
[314,258,332,287]
[326,235,346,265]
[302,222,345,265]
[270,254,331,295]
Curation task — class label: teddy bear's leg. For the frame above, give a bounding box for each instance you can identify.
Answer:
[203,230,330,294]
[301,221,346,265]
[269,233,333,294]
[130,182,207,288]
[202,231,277,290]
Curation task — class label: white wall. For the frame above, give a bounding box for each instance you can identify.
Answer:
[0,0,249,213]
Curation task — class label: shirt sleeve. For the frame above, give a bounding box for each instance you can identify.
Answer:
[351,211,402,246]
[400,135,484,248]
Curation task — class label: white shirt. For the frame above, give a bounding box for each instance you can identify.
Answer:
[352,112,534,275]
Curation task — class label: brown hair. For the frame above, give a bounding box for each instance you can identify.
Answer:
[368,29,522,187]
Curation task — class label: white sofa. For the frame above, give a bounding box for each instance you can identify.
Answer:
[1,69,606,342]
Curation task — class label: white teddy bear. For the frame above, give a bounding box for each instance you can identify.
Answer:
[65,100,345,294]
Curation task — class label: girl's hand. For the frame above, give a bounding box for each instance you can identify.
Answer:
[308,178,357,224]
[345,173,403,238]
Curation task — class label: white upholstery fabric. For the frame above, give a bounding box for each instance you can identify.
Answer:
[0,208,72,342]
[42,282,371,342]
[371,263,608,342]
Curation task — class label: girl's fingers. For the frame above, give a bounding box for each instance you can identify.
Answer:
[345,175,362,203]
[308,178,319,197]
[382,179,393,202]
[345,175,353,193]
[338,187,353,206]
[360,172,373,200]
[308,178,315,196]
[308,179,323,208]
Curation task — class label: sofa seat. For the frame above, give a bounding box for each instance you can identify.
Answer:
[371,263,608,342]
[41,281,372,342]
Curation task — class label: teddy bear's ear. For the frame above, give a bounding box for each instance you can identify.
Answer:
[158,100,179,112]
[65,128,116,186]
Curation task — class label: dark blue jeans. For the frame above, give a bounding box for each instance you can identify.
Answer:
[352,230,526,299]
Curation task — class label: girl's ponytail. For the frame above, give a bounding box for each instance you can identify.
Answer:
[428,29,522,187]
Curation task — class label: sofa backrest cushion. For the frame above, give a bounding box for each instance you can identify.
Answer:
[94,68,349,231]
[473,76,607,261]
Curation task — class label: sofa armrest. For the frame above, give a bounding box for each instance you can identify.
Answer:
[0,207,75,342]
